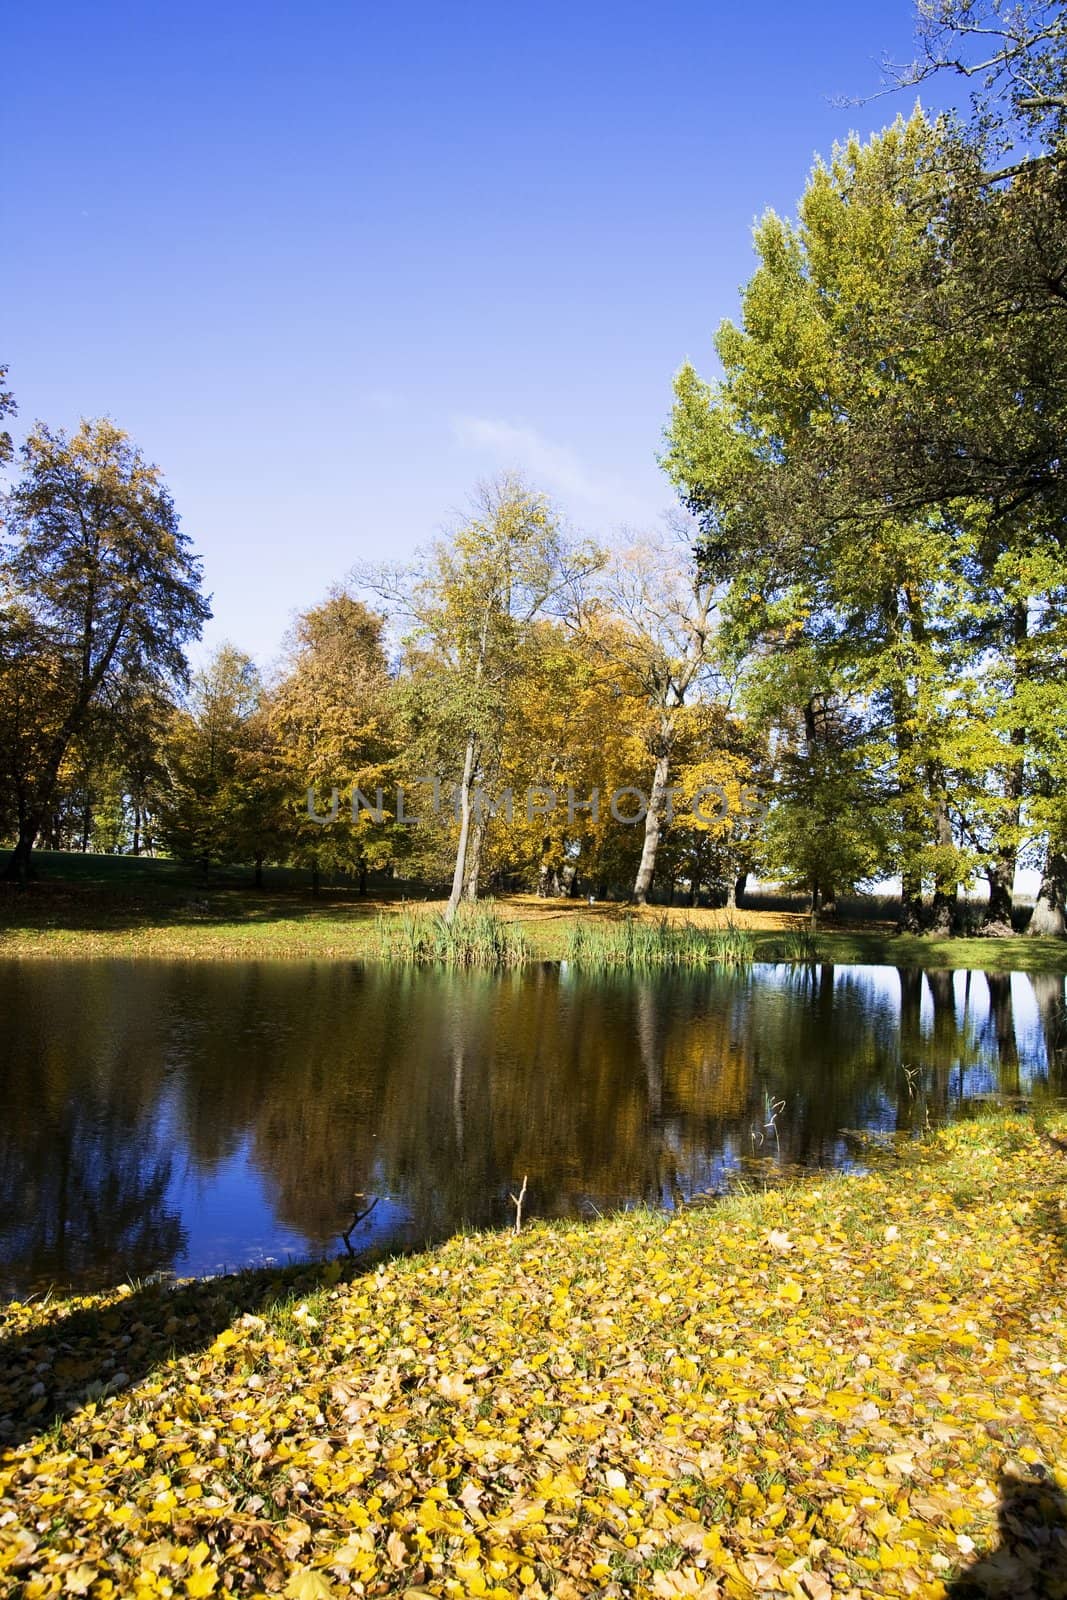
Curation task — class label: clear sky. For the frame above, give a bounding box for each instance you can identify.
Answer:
[3,0,950,667]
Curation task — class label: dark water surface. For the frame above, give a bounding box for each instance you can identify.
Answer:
[1,959,1063,1295]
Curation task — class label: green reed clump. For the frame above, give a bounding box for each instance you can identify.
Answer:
[564,915,754,971]
[375,902,528,969]
[777,927,820,964]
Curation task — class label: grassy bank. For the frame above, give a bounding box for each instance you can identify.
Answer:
[2,1114,1066,1597]
[1,854,1065,970]
[3,887,1066,972]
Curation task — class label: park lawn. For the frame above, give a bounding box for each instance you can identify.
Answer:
[2,1114,1066,1598]
[1,869,1066,970]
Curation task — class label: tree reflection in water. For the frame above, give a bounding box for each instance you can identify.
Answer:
[0,960,1062,1294]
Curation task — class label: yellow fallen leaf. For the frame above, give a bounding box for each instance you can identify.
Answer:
[436,1371,473,1402]
[283,1568,339,1600]
[64,1566,98,1596]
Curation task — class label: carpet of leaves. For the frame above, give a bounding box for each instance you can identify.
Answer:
[2,1116,1066,1600]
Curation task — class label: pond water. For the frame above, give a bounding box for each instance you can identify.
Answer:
[1,959,1063,1296]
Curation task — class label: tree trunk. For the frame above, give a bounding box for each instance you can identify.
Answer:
[358,862,368,897]
[463,811,486,902]
[132,805,141,857]
[733,871,748,911]
[982,603,1027,936]
[982,860,1016,936]
[887,602,924,934]
[445,735,479,924]
[809,880,821,930]
[898,868,923,933]
[928,799,958,935]
[3,819,38,886]
[254,853,263,889]
[1027,849,1066,937]
[537,860,561,897]
[926,893,955,936]
[632,747,671,905]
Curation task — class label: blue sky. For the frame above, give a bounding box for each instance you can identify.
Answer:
[3,0,949,666]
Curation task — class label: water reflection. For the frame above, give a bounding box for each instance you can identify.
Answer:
[0,961,1062,1294]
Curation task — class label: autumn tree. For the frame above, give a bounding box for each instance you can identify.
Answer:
[593,519,731,905]
[481,616,650,898]
[1,420,210,882]
[158,645,280,881]
[361,476,599,920]
[269,589,399,892]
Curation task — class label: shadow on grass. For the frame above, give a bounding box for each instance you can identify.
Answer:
[0,1257,370,1457]
[948,1466,1067,1597]
[0,881,388,940]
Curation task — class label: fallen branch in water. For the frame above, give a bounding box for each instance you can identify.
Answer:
[341,1196,380,1255]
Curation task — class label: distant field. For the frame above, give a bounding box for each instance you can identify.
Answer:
[1,851,1064,970]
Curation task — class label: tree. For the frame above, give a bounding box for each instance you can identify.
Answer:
[886,0,1067,156]
[1,420,210,882]
[0,363,14,466]
[361,476,599,921]
[664,109,1066,933]
[594,520,730,905]
[269,589,398,892]
[477,616,650,898]
[158,645,280,881]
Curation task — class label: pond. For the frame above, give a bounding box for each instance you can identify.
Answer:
[1,959,1063,1296]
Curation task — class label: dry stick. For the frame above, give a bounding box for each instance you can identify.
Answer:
[509,1175,528,1234]
[342,1196,380,1255]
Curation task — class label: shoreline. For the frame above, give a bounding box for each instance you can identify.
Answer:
[2,904,1065,972]
[3,1114,1066,1596]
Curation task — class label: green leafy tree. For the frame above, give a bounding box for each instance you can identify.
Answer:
[665,109,1066,933]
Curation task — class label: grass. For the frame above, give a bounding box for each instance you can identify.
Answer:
[0,851,1065,972]
[2,1113,1066,1596]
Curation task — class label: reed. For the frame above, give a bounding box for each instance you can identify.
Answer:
[563,914,754,971]
[777,926,820,964]
[374,901,529,969]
